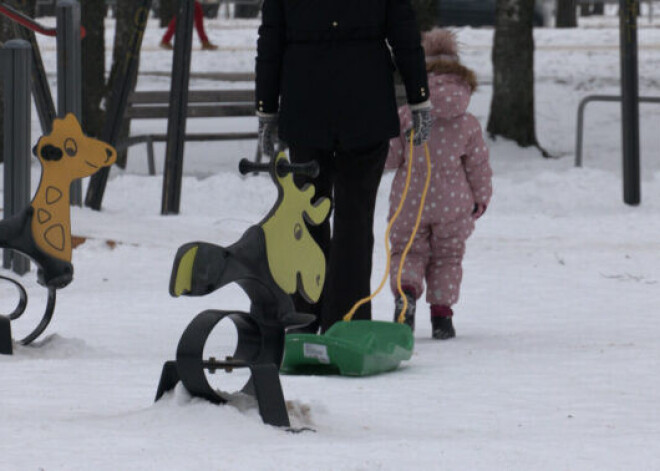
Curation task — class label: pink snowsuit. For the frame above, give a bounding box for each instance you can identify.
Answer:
[386,72,492,307]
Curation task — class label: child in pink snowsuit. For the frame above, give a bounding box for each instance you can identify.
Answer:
[386,29,492,339]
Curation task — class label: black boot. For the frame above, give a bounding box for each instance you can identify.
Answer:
[393,291,416,331]
[431,316,455,339]
[431,305,455,340]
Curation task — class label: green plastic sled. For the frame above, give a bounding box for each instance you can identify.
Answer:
[281,320,414,377]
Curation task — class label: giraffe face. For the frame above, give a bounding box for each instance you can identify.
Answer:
[33,114,116,180]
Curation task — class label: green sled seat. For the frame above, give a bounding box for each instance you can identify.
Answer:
[281,320,414,377]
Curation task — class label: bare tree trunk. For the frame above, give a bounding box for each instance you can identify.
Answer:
[593,2,605,15]
[81,0,106,140]
[488,0,544,152]
[0,0,36,164]
[556,0,578,27]
[107,0,142,169]
[411,0,436,32]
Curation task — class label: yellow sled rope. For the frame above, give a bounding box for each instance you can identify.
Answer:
[344,131,432,324]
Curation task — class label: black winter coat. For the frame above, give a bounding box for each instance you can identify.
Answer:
[256,0,429,149]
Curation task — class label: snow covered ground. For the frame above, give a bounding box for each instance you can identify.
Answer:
[1,10,660,470]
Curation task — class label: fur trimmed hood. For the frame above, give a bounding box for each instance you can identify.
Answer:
[422,28,459,61]
[427,60,478,93]
[422,28,477,94]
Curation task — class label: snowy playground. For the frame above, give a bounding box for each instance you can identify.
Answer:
[1,9,660,471]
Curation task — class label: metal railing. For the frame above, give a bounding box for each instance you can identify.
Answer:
[574,94,660,167]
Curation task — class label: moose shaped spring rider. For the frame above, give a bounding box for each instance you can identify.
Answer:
[0,114,116,354]
[155,152,330,428]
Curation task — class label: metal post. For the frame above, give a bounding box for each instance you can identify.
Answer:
[161,0,195,215]
[146,136,156,175]
[12,24,57,135]
[619,0,641,205]
[56,0,83,206]
[85,0,152,211]
[2,40,31,275]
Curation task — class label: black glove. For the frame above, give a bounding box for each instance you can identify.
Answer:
[410,106,431,146]
[258,113,278,158]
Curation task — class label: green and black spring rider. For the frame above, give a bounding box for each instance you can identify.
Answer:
[155,153,330,428]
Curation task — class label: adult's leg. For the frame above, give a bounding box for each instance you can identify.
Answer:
[288,145,334,332]
[193,1,209,43]
[320,140,388,332]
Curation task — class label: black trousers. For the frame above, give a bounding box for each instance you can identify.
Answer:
[289,140,389,333]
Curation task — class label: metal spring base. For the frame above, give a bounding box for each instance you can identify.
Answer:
[0,275,57,355]
[155,310,291,428]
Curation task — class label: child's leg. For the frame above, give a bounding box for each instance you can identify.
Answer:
[426,216,474,307]
[194,1,210,43]
[389,223,430,330]
[389,223,431,300]
[161,16,177,44]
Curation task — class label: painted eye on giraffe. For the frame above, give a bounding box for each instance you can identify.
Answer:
[64,138,78,157]
[40,144,63,161]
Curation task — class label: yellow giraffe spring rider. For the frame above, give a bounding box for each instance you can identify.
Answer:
[0,114,116,354]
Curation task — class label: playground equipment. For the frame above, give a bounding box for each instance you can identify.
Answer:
[575,0,659,205]
[0,114,117,354]
[155,153,327,428]
[85,0,280,214]
[85,0,152,210]
[0,0,85,205]
[575,95,660,168]
[86,0,195,216]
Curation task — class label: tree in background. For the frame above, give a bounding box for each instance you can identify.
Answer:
[82,0,144,168]
[0,0,36,164]
[411,0,436,31]
[488,0,546,154]
[556,0,577,27]
[107,0,144,168]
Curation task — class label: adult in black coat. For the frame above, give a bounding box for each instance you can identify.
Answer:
[256,0,431,333]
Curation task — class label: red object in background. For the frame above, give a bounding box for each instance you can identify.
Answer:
[161,1,209,44]
[0,4,86,38]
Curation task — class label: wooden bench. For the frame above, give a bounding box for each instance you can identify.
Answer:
[122,81,407,175]
[121,88,260,175]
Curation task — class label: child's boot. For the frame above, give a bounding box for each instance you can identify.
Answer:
[431,305,455,340]
[201,40,219,50]
[394,287,416,331]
